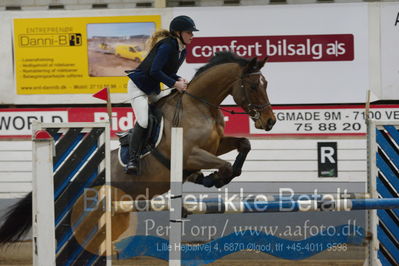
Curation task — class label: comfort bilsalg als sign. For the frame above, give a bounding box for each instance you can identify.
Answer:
[187,34,354,63]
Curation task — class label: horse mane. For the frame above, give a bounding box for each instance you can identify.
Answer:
[193,51,250,78]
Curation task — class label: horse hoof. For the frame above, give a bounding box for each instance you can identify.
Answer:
[193,173,205,184]
[202,174,216,188]
[214,180,224,188]
[213,176,230,188]
[232,169,241,177]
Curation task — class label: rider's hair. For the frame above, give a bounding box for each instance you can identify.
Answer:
[145,29,179,51]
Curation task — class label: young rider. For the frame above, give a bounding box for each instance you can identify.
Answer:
[125,15,199,174]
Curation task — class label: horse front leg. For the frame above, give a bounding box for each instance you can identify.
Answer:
[185,137,251,188]
[217,136,251,179]
[185,147,233,188]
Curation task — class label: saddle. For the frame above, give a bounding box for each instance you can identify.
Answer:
[117,98,196,179]
[117,105,164,167]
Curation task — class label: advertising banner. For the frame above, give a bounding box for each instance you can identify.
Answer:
[1,105,399,138]
[13,15,161,95]
[175,4,369,105]
[250,105,399,136]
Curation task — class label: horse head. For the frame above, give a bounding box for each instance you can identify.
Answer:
[190,52,276,131]
[231,57,276,131]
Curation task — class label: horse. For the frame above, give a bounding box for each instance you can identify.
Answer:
[0,51,276,254]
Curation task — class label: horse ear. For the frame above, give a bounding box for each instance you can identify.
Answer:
[244,57,257,73]
[257,57,268,69]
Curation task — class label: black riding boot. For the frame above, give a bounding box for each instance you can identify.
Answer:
[125,123,146,174]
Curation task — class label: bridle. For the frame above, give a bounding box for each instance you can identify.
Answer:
[239,71,271,120]
[182,71,270,121]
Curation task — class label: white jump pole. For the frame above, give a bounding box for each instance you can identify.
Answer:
[32,121,56,266]
[169,127,183,266]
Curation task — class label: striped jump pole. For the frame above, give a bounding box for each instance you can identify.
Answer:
[183,198,399,214]
[32,122,112,266]
[113,197,399,214]
[368,121,399,266]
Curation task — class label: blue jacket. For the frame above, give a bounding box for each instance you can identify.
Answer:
[127,37,186,95]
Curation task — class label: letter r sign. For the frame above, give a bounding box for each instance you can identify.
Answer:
[318,142,337,177]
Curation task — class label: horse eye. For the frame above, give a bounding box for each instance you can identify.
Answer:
[251,83,258,90]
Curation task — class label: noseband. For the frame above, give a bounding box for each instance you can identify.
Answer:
[240,71,271,120]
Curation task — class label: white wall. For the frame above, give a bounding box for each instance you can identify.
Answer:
[0,141,32,197]
[380,3,399,100]
[0,3,397,106]
[0,137,367,197]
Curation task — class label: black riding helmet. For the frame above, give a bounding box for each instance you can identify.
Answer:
[169,15,199,32]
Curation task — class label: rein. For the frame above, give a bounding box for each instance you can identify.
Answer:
[183,91,247,115]
[182,71,271,119]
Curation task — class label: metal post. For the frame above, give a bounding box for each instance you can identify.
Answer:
[366,120,376,266]
[104,122,112,266]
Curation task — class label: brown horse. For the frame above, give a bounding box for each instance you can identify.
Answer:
[0,52,275,253]
[111,51,275,196]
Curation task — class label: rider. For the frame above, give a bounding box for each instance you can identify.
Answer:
[125,15,199,174]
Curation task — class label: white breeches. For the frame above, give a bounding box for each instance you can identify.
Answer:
[128,79,172,128]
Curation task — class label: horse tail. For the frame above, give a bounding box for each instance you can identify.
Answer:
[0,192,32,245]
